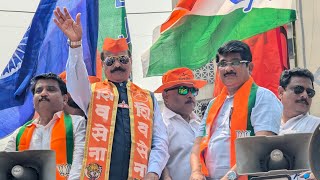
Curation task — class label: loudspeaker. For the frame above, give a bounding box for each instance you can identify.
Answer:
[236,133,312,177]
[309,124,320,180]
[0,150,56,180]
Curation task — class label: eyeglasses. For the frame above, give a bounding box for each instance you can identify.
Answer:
[289,85,315,98]
[217,59,249,68]
[165,86,199,96]
[104,55,130,66]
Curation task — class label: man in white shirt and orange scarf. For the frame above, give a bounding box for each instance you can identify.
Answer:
[4,73,86,180]
[190,40,283,180]
[54,7,169,180]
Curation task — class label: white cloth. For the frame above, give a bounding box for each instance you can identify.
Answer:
[66,46,169,176]
[280,114,320,180]
[4,111,86,180]
[162,106,200,180]
[280,114,320,135]
[197,87,283,179]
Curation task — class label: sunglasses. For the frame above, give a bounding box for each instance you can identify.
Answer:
[104,55,130,66]
[165,86,199,96]
[217,59,249,68]
[289,85,315,98]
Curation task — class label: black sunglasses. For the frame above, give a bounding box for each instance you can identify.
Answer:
[104,55,130,66]
[165,86,199,96]
[290,85,315,98]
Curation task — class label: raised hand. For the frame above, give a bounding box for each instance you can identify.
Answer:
[53,7,82,42]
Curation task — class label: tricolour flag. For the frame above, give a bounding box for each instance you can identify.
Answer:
[142,0,296,77]
[0,0,98,138]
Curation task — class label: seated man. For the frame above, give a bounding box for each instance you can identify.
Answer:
[4,73,86,180]
[279,67,320,135]
[154,67,207,180]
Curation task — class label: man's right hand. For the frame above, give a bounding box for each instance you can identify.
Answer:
[190,171,206,180]
[53,7,82,43]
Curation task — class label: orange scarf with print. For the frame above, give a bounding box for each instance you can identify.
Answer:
[16,113,74,180]
[81,80,154,180]
[199,77,257,178]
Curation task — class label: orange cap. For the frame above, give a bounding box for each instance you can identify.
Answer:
[102,37,128,53]
[59,71,100,84]
[154,67,207,93]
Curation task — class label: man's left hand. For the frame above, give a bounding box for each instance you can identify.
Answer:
[144,172,159,180]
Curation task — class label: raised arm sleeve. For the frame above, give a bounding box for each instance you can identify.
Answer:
[66,46,91,116]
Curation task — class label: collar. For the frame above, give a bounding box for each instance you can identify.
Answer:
[162,106,199,124]
[109,80,128,85]
[281,113,308,125]
[29,111,64,127]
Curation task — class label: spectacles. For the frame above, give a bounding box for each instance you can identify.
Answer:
[165,86,199,96]
[290,85,315,98]
[104,55,130,66]
[217,59,249,68]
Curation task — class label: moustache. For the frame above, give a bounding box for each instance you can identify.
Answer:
[39,97,50,102]
[111,67,126,73]
[296,99,309,105]
[224,71,236,77]
[185,99,195,104]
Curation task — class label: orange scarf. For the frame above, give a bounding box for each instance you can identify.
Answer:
[81,80,154,180]
[199,77,257,178]
[16,113,74,180]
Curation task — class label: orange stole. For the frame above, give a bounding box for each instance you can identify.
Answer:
[17,113,73,180]
[81,80,153,180]
[199,77,256,178]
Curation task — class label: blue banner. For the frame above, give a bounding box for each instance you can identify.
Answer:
[0,0,98,138]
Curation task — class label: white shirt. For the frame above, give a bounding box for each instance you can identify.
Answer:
[4,111,86,180]
[66,46,169,176]
[197,87,283,179]
[280,114,320,180]
[162,106,200,180]
[280,114,320,135]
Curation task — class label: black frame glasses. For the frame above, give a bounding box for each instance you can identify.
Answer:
[289,85,315,98]
[104,55,130,66]
[165,86,199,96]
[217,59,249,68]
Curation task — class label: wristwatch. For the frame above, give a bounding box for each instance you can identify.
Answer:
[67,38,82,47]
[227,170,238,180]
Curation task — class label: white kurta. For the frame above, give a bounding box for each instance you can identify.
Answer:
[280,114,320,135]
[4,111,86,180]
[162,106,200,180]
[197,87,283,179]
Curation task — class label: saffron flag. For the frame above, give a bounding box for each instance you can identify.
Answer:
[0,0,98,138]
[213,26,289,96]
[142,0,296,77]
